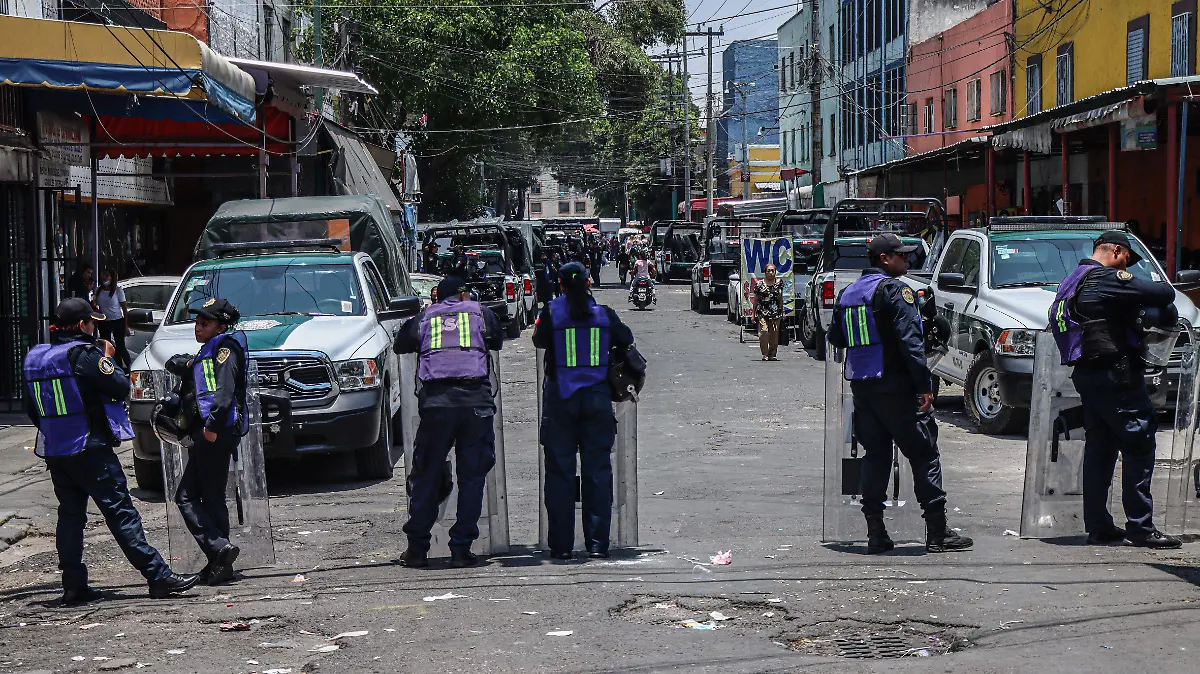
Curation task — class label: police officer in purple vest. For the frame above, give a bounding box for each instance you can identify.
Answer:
[393,276,504,568]
[23,298,199,604]
[827,234,972,554]
[174,297,249,584]
[532,262,635,559]
[1049,231,1181,549]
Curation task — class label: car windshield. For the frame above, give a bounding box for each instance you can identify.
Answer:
[831,240,925,270]
[777,215,828,239]
[410,276,440,301]
[124,283,177,310]
[168,262,364,323]
[989,233,1160,288]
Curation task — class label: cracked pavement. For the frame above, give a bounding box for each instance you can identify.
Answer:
[0,269,1198,673]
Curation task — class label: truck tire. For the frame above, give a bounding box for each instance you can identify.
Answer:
[356,397,394,480]
[799,306,818,349]
[698,294,710,314]
[964,351,1027,435]
[690,286,699,310]
[133,455,163,492]
[506,313,522,338]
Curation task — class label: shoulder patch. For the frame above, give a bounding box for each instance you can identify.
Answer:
[98,357,116,375]
[216,347,231,363]
[901,287,915,304]
[203,297,217,308]
[1116,270,1133,281]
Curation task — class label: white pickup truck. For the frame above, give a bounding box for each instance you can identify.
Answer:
[903,217,1200,434]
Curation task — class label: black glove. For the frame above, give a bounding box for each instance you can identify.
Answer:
[165,353,194,377]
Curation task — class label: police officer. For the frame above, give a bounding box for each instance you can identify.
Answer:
[394,276,504,568]
[1049,231,1181,549]
[174,298,248,584]
[24,298,199,604]
[533,262,635,559]
[827,234,971,554]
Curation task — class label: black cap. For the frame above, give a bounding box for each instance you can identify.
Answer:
[558,261,589,289]
[189,297,240,325]
[54,297,105,325]
[436,276,469,301]
[867,232,918,258]
[1095,230,1142,264]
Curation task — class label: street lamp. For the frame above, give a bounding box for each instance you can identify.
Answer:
[726,81,755,198]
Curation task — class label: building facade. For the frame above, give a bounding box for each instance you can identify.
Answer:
[728,144,782,199]
[778,9,816,203]
[526,171,597,218]
[717,39,779,197]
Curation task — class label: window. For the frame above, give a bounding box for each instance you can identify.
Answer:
[362,261,390,309]
[123,283,176,310]
[530,202,542,214]
[924,97,935,133]
[943,87,958,130]
[900,103,916,136]
[1172,2,1196,77]
[1056,43,1074,106]
[280,16,292,61]
[1127,16,1150,85]
[789,53,795,91]
[1026,54,1043,114]
[960,241,982,288]
[780,58,787,93]
[263,4,275,60]
[829,113,836,156]
[531,182,542,195]
[574,201,586,213]
[989,70,1007,116]
[558,201,570,214]
[966,79,982,122]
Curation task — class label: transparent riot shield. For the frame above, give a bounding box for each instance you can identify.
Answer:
[536,348,639,551]
[161,361,274,571]
[1156,324,1200,538]
[821,346,925,544]
[399,351,510,554]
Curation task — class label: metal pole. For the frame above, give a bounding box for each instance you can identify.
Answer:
[682,35,692,222]
[90,154,99,275]
[1176,100,1189,278]
[705,27,718,215]
[741,88,750,198]
[314,0,324,118]
[1023,151,1032,215]
[1107,123,1118,220]
[1060,131,1069,216]
[1168,103,1180,277]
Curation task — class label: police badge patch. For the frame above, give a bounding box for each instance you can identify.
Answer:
[901,287,915,304]
[217,347,231,364]
[1116,270,1133,281]
[98,357,116,375]
[203,298,217,307]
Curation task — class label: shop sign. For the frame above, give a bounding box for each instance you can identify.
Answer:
[1121,115,1157,151]
[37,112,89,188]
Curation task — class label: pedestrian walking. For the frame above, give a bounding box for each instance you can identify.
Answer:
[394,275,504,568]
[754,263,784,361]
[533,262,636,559]
[827,233,971,554]
[1049,231,1182,548]
[23,298,199,604]
[173,298,248,584]
[92,269,132,370]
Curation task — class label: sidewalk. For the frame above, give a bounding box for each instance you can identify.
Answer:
[0,423,48,555]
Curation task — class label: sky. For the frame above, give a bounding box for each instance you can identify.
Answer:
[676,0,802,103]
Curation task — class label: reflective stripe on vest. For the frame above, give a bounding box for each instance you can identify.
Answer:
[836,273,889,381]
[842,305,875,348]
[192,331,249,433]
[561,327,602,368]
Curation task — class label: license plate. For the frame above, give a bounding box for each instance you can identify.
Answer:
[637,291,647,298]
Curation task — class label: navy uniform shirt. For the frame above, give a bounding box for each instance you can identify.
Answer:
[198,336,246,438]
[24,330,131,450]
[531,299,635,377]
[827,268,933,395]
[1073,258,1175,364]
[394,302,504,409]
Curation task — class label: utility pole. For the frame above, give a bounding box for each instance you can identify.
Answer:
[701,26,724,214]
[314,0,324,118]
[809,0,822,188]
[740,87,750,198]
[681,34,692,222]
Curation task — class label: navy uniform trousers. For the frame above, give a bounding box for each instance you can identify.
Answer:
[46,446,169,590]
[174,431,237,561]
[1071,366,1157,537]
[403,406,496,553]
[852,392,947,516]
[541,381,616,554]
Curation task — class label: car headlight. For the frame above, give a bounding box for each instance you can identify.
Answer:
[995,329,1037,357]
[130,370,178,401]
[335,359,380,391]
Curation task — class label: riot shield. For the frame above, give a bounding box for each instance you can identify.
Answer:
[536,348,639,551]
[399,351,510,554]
[821,346,925,544]
[1156,324,1200,538]
[161,361,274,571]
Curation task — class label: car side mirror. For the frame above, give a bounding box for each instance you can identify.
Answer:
[127,309,155,326]
[382,295,421,319]
[1174,269,1200,285]
[938,272,969,290]
[728,272,740,282]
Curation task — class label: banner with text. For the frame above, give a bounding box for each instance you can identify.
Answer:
[739,237,794,320]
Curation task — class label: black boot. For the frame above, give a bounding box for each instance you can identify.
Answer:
[148,573,200,599]
[449,549,479,568]
[61,586,104,606]
[864,514,894,554]
[399,548,428,568]
[925,507,973,553]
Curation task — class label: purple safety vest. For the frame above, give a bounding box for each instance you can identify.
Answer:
[418,299,488,381]
[192,331,249,435]
[836,273,890,380]
[549,296,611,398]
[24,341,133,457]
[1048,263,1095,365]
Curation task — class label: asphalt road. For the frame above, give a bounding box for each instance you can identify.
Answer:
[0,269,1197,674]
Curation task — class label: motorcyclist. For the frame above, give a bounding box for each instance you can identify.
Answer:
[628,252,655,305]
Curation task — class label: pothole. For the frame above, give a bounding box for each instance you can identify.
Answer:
[612,595,785,631]
[784,618,971,659]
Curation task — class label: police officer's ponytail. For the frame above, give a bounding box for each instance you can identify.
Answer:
[559,262,592,320]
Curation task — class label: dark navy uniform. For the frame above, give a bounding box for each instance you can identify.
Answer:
[827,268,947,517]
[394,277,504,567]
[1064,258,1175,543]
[23,298,196,602]
[532,264,635,558]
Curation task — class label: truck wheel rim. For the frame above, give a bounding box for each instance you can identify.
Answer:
[973,366,1003,419]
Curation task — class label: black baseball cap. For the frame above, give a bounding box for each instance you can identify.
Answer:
[436,275,469,301]
[1095,230,1142,264]
[54,297,105,325]
[189,297,241,325]
[558,261,589,289]
[867,232,918,258]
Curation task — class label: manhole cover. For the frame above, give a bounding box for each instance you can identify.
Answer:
[787,619,969,659]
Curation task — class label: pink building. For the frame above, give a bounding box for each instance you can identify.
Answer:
[905,1,1014,156]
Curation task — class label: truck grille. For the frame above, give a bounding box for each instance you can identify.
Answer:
[251,355,334,401]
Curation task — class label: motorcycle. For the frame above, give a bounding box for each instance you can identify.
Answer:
[629,277,655,310]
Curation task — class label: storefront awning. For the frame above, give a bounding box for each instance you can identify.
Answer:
[227,58,377,95]
[0,15,256,123]
[323,121,403,213]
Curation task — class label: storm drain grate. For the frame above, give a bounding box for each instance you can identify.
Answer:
[834,634,911,659]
